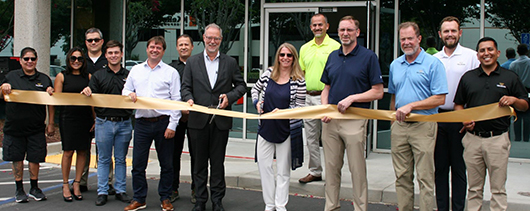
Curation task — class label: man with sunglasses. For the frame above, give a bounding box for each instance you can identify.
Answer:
[298,13,340,184]
[79,27,114,194]
[320,16,383,211]
[1,47,55,203]
[181,23,246,211]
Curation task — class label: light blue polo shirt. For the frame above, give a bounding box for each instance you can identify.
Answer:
[388,49,448,115]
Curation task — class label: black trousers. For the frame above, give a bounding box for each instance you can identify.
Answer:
[188,121,229,204]
[434,122,467,211]
[172,121,195,191]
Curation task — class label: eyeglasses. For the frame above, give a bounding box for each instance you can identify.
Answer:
[204,36,222,41]
[23,57,37,62]
[86,38,102,43]
[279,53,293,58]
[70,56,85,62]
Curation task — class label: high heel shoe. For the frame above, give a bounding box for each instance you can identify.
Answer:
[71,180,83,201]
[62,182,73,202]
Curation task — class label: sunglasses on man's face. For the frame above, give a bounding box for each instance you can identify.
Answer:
[86,38,102,43]
[70,56,85,62]
[23,57,37,62]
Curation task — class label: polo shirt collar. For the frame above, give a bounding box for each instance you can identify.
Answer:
[105,66,126,75]
[176,57,186,65]
[17,69,40,80]
[477,62,501,76]
[400,48,426,65]
[310,34,333,47]
[338,44,360,57]
[440,43,464,58]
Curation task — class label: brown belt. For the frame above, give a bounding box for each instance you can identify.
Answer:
[138,115,169,122]
[307,90,322,96]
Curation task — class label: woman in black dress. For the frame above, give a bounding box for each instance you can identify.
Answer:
[53,47,94,202]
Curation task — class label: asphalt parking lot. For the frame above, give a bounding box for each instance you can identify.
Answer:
[0,159,401,211]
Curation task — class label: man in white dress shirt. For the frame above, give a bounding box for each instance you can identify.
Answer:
[122,36,181,211]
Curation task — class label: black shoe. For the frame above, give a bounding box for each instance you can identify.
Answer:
[29,187,47,201]
[115,192,131,203]
[95,195,108,206]
[213,202,225,211]
[15,189,29,203]
[107,184,116,195]
[71,181,83,201]
[190,189,196,204]
[170,190,179,203]
[192,202,206,211]
[79,185,88,192]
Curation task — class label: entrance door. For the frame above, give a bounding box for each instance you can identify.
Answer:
[260,1,378,156]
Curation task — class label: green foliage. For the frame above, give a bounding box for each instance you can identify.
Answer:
[486,0,530,43]
[395,0,479,49]
[0,0,14,52]
[187,0,246,53]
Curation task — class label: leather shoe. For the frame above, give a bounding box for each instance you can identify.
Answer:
[192,202,206,211]
[115,192,131,203]
[161,199,174,211]
[213,202,225,211]
[95,194,107,206]
[298,174,322,183]
[124,200,147,211]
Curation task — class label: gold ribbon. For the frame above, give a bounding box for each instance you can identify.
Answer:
[3,90,515,122]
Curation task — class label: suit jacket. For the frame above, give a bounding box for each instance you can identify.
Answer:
[181,52,247,130]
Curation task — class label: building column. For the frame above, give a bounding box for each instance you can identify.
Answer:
[14,0,51,75]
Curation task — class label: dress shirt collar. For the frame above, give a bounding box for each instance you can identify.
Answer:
[203,50,220,61]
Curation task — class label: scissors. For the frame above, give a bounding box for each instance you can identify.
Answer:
[209,94,223,124]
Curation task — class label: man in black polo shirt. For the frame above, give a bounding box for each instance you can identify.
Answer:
[168,34,195,203]
[80,27,111,193]
[81,40,132,206]
[454,37,529,211]
[1,47,54,203]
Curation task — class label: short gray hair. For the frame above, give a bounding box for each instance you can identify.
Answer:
[204,23,223,37]
[85,27,103,39]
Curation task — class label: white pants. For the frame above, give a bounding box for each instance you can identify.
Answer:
[257,135,291,211]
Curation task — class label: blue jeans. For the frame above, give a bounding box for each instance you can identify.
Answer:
[132,117,174,203]
[95,117,132,195]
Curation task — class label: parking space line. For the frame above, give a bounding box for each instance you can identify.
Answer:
[0,173,97,205]
[0,166,54,171]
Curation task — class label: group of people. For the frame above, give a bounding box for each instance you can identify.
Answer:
[1,14,529,211]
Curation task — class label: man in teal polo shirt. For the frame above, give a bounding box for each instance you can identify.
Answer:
[298,13,340,183]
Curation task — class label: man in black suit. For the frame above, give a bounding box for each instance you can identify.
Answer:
[181,23,247,211]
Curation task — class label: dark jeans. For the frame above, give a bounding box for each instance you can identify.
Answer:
[132,117,174,203]
[435,122,467,211]
[514,110,530,142]
[188,121,229,204]
[172,121,195,191]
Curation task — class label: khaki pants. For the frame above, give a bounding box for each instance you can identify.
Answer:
[462,132,510,211]
[322,119,368,211]
[391,121,436,211]
[304,95,323,177]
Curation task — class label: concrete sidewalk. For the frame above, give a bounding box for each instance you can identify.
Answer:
[46,137,530,210]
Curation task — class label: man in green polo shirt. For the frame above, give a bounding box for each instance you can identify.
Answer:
[298,13,340,183]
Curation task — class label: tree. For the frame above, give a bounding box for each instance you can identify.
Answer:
[125,0,180,59]
[186,0,246,54]
[0,0,14,53]
[486,0,530,43]
[395,0,479,49]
